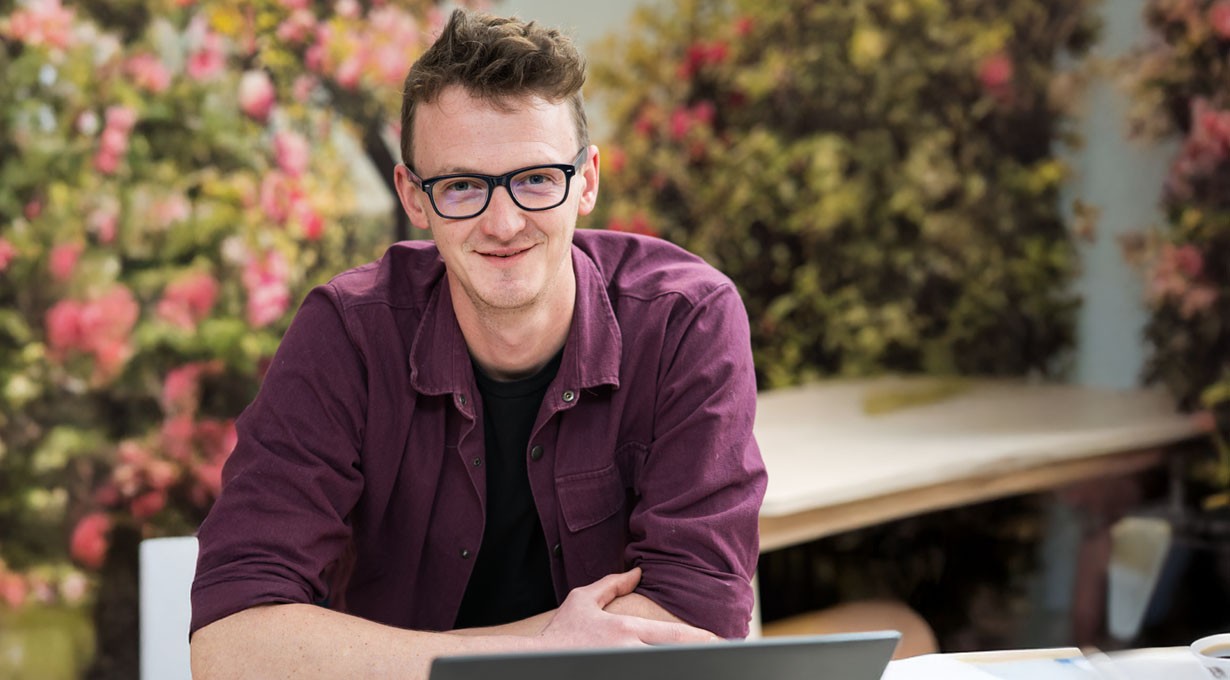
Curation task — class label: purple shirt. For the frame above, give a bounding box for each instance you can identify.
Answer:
[191,230,767,639]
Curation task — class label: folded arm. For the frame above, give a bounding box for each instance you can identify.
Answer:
[190,568,716,680]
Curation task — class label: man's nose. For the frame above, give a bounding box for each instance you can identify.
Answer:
[478,185,527,240]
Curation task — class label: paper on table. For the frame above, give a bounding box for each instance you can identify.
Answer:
[881,654,1003,680]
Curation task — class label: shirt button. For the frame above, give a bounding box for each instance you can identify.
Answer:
[457,394,467,407]
[529,445,544,461]
[552,543,562,559]
[460,548,471,559]
[562,390,576,403]
[472,457,482,467]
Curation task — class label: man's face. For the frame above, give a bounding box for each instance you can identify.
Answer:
[394,86,599,318]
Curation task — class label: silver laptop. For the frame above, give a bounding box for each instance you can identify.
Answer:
[428,631,900,680]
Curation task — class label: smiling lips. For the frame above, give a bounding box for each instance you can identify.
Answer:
[478,245,534,258]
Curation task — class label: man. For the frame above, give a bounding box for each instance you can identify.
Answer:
[190,10,766,679]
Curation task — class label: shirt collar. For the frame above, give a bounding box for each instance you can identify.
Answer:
[408,243,622,396]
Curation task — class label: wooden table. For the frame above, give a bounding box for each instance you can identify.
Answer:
[755,377,1207,552]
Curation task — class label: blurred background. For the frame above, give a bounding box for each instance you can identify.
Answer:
[0,0,1228,677]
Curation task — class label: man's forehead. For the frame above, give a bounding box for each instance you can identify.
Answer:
[412,88,579,175]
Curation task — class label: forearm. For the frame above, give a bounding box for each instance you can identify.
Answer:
[605,592,714,633]
[190,603,536,680]
[450,609,556,637]
[447,593,699,637]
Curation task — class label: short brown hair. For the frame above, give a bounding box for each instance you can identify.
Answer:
[399,10,589,170]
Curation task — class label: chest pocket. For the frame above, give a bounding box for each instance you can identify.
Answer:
[556,463,625,532]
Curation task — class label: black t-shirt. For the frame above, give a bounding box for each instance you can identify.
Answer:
[452,351,562,629]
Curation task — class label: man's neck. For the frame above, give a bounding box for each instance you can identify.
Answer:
[451,275,575,382]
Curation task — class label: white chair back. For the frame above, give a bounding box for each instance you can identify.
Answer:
[139,535,199,680]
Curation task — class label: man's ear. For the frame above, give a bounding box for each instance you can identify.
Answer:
[576,145,600,217]
[394,164,432,231]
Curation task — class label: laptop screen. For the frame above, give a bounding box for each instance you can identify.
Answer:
[428,631,900,680]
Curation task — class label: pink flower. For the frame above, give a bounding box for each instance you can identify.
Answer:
[145,460,180,490]
[979,52,1014,91]
[335,0,360,19]
[691,101,716,126]
[99,127,128,158]
[92,339,131,380]
[335,53,363,90]
[157,271,219,330]
[161,414,196,462]
[0,238,16,272]
[125,53,172,94]
[669,108,692,140]
[0,572,26,609]
[48,242,82,281]
[105,106,138,132]
[46,300,83,353]
[80,286,139,351]
[292,75,317,103]
[1173,243,1203,278]
[187,32,226,81]
[130,490,167,519]
[48,285,138,380]
[150,193,191,229]
[118,440,151,466]
[70,513,112,569]
[93,107,137,175]
[304,43,326,73]
[1181,283,1218,318]
[94,150,120,174]
[293,202,324,240]
[193,461,225,499]
[4,0,75,51]
[196,418,238,463]
[734,16,754,37]
[276,9,317,44]
[259,171,298,224]
[160,361,211,414]
[274,130,310,177]
[238,70,276,122]
[246,280,291,327]
[371,43,409,86]
[1210,1,1230,39]
[88,206,119,243]
[24,200,42,220]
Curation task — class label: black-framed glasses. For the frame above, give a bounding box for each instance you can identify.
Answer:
[406,148,588,220]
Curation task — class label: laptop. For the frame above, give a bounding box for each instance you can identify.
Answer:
[428,631,900,680]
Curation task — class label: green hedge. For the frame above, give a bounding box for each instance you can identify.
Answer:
[589,0,1098,387]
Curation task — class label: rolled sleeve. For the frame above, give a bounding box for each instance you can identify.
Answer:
[191,284,368,636]
[627,284,767,639]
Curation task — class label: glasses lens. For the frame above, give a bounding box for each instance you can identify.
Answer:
[510,167,568,210]
[432,177,488,218]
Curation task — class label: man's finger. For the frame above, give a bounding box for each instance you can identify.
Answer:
[582,568,642,607]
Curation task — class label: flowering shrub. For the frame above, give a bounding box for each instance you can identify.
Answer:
[589,0,1098,387]
[0,0,449,674]
[1123,0,1230,502]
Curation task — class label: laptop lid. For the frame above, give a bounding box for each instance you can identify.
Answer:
[428,631,900,680]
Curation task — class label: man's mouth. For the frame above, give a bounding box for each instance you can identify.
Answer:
[480,246,531,258]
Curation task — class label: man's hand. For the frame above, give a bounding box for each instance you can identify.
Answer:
[533,568,720,649]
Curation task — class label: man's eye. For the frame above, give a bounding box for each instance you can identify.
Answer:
[440,179,483,195]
